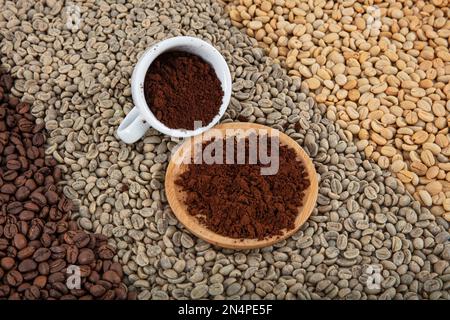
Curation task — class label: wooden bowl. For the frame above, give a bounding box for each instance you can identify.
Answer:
[165,122,318,249]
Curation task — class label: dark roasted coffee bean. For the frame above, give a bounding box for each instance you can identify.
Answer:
[24,179,37,191]
[33,248,51,262]
[2,170,18,181]
[24,201,40,212]
[49,259,66,273]
[1,183,16,194]
[15,186,30,201]
[103,270,121,284]
[28,224,42,240]
[6,201,23,214]
[73,232,90,248]
[78,248,95,265]
[26,146,40,160]
[110,262,124,279]
[45,190,59,205]
[30,191,46,207]
[89,285,106,298]
[17,246,35,260]
[24,285,40,300]
[88,271,100,283]
[6,159,21,170]
[34,172,45,185]
[50,245,66,259]
[58,197,73,213]
[97,280,112,290]
[3,223,18,239]
[13,233,27,250]
[33,275,47,288]
[32,132,45,146]
[1,257,15,270]
[18,259,37,272]
[23,270,39,281]
[0,239,9,250]
[0,285,10,298]
[97,245,114,260]
[52,282,69,295]
[66,245,79,264]
[19,210,35,221]
[38,262,50,275]
[48,272,65,284]
[79,265,91,277]
[6,270,23,286]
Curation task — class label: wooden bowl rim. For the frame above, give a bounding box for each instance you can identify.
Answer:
[165,122,318,249]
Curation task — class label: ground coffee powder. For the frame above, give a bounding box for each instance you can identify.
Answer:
[144,51,223,130]
[175,136,310,239]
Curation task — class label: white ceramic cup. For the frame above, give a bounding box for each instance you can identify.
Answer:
[117,36,232,144]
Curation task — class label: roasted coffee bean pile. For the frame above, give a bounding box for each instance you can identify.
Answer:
[0,71,131,300]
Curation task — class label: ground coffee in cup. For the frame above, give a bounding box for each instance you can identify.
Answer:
[175,136,310,239]
[144,51,224,130]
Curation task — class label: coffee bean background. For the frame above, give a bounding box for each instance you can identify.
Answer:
[0,0,449,300]
[0,70,132,300]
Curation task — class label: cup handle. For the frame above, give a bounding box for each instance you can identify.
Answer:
[117,107,151,144]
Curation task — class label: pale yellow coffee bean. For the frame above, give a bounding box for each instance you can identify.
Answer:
[371,132,387,145]
[420,149,435,166]
[378,156,390,169]
[443,198,450,211]
[380,146,396,157]
[426,166,440,179]
[425,181,443,196]
[412,130,429,144]
[410,161,428,176]
[423,142,441,155]
[397,170,414,183]
[400,101,416,110]
[260,0,272,12]
[380,128,394,140]
[438,163,450,171]
[417,109,434,122]
[435,134,449,148]
[248,20,263,30]
[391,160,405,173]
[306,77,321,90]
[417,190,432,207]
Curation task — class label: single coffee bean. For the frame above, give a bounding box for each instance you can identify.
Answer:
[6,201,23,214]
[89,285,106,297]
[48,272,65,284]
[28,224,42,240]
[50,245,66,259]
[2,170,18,181]
[32,132,45,146]
[0,285,10,298]
[49,259,66,273]
[15,186,31,201]
[73,232,90,248]
[33,248,51,262]
[1,257,15,270]
[1,183,17,194]
[58,197,73,213]
[18,259,37,272]
[30,191,47,207]
[45,190,59,205]
[38,262,50,275]
[6,159,21,170]
[3,223,18,239]
[24,285,40,300]
[6,270,23,286]
[102,270,121,284]
[24,201,40,212]
[52,282,69,295]
[19,210,35,221]
[66,245,79,264]
[13,233,27,250]
[23,270,39,281]
[97,245,114,260]
[78,248,95,265]
[33,275,47,288]
[26,146,40,160]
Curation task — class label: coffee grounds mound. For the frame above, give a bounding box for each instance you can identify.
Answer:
[0,70,134,300]
[144,51,224,130]
[175,136,310,240]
